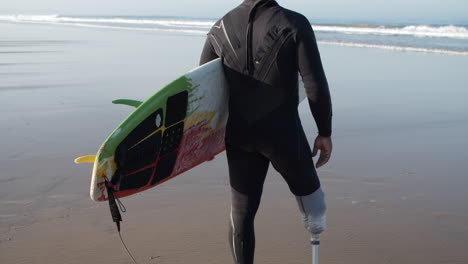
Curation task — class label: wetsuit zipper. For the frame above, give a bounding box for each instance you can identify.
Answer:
[246,16,255,75]
[246,0,277,76]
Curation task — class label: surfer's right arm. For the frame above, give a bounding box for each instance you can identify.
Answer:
[296,15,333,168]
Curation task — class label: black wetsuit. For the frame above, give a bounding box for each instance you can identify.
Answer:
[199,1,332,263]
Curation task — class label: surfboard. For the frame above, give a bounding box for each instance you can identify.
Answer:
[75,59,227,201]
[76,58,307,202]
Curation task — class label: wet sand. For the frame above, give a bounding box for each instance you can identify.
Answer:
[1,23,468,264]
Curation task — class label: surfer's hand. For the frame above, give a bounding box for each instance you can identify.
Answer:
[312,136,332,168]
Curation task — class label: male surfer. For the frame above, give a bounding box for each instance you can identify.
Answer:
[200,1,332,263]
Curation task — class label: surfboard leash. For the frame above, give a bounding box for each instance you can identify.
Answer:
[105,181,139,264]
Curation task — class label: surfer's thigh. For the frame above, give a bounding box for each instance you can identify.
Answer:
[226,145,270,196]
[269,140,320,196]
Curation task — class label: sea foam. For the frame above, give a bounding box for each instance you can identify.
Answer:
[315,24,468,39]
[319,41,468,56]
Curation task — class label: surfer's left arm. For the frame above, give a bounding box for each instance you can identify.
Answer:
[200,36,219,65]
[296,16,333,167]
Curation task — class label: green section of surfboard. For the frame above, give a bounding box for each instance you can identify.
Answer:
[97,75,197,161]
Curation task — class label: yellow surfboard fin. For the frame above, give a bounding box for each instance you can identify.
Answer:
[74,155,96,164]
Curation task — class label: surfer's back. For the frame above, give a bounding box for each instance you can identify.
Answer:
[201,0,332,143]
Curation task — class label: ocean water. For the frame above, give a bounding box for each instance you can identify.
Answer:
[1,14,468,56]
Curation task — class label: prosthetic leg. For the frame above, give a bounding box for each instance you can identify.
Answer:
[296,187,326,264]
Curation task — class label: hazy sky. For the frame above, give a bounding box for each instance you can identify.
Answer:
[1,0,467,23]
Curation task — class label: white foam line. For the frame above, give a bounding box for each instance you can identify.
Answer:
[0,15,215,28]
[319,41,468,56]
[5,19,208,35]
[314,25,468,39]
[58,17,214,29]
[60,22,208,35]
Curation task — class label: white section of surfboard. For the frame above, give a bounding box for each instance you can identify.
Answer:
[188,57,306,113]
[186,58,229,131]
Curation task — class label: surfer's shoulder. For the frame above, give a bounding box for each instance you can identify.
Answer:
[210,4,248,33]
[277,7,312,31]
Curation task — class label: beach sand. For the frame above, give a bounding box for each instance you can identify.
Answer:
[1,22,468,264]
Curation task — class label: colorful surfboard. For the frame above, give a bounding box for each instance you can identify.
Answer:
[76,58,228,201]
[76,58,306,202]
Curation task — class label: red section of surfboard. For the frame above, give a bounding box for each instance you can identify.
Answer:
[173,119,225,175]
[97,119,225,201]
